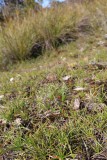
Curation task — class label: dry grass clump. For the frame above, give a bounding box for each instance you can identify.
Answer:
[0,4,85,68]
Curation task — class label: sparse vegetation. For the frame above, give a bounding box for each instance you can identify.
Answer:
[1,0,107,159]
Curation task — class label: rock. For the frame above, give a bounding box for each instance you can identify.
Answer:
[10,77,14,82]
[46,74,57,83]
[14,118,22,126]
[73,87,86,91]
[86,103,105,113]
[73,98,80,110]
[0,95,4,99]
[62,75,71,81]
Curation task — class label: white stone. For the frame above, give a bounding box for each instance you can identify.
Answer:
[0,95,4,99]
[73,87,86,91]
[62,75,71,81]
[10,78,14,82]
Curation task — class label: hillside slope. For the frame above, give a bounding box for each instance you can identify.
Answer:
[1,30,107,159]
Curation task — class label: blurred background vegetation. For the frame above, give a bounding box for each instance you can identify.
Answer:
[0,0,107,70]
